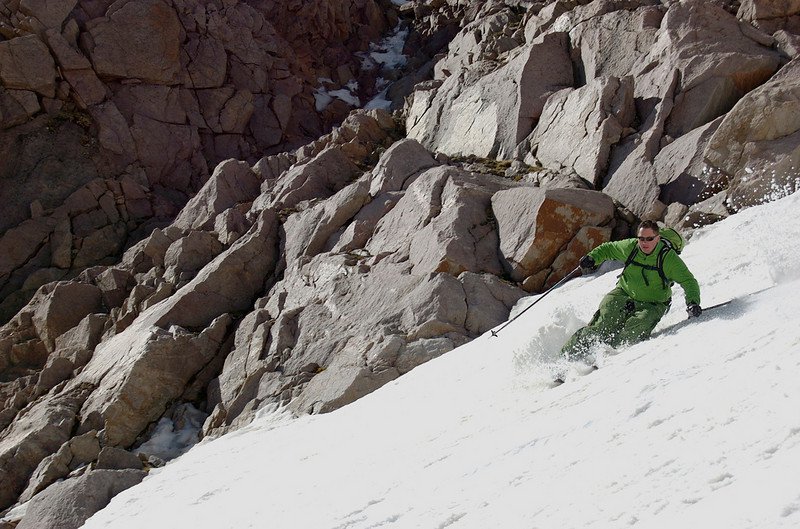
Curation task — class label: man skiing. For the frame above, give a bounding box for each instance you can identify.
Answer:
[560,220,701,362]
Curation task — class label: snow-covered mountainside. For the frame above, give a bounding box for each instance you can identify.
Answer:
[79,191,800,528]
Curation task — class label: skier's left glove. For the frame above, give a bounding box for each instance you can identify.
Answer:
[686,303,702,318]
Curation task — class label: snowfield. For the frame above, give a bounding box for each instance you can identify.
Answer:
[82,190,800,529]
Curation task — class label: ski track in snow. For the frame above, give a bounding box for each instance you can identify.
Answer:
[78,191,800,529]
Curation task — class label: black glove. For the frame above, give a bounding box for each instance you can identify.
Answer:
[579,255,596,274]
[686,303,702,318]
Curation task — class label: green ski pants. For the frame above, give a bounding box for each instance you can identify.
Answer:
[560,287,670,361]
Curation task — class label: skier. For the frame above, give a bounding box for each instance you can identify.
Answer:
[561,220,701,362]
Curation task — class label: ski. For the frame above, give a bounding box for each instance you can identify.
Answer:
[702,299,734,312]
[694,285,777,317]
[551,363,598,387]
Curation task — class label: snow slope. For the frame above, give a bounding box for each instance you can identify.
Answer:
[82,191,800,529]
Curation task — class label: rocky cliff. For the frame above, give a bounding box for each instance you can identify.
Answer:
[0,0,400,322]
[1,0,799,525]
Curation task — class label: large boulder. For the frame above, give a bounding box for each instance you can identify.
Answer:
[18,0,78,28]
[738,0,800,33]
[655,117,724,206]
[491,187,615,288]
[566,1,664,82]
[0,385,92,511]
[163,231,225,284]
[368,138,438,196]
[407,31,573,159]
[459,272,527,335]
[16,469,146,529]
[271,259,472,415]
[367,166,512,276]
[18,430,101,503]
[0,87,40,129]
[74,313,232,448]
[0,35,56,97]
[283,178,371,272]
[634,0,781,138]
[523,76,635,187]
[172,159,261,232]
[602,72,678,219]
[206,256,475,429]
[704,58,800,211]
[30,282,103,352]
[434,7,525,79]
[406,171,511,277]
[267,147,362,210]
[83,0,183,84]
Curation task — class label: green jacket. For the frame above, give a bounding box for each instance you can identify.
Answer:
[588,239,701,306]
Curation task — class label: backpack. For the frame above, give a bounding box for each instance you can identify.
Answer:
[659,227,685,254]
[620,227,685,288]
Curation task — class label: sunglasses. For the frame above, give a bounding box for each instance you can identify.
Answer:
[637,235,658,242]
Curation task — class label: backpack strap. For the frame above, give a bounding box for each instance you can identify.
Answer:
[617,245,640,281]
[618,244,673,289]
[654,245,671,287]
[623,245,638,268]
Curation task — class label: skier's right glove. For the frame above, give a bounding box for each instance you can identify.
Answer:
[686,303,702,318]
[579,255,597,274]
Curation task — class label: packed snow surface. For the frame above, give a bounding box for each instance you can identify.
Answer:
[83,191,800,528]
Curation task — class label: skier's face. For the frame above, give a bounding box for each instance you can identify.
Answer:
[637,228,660,255]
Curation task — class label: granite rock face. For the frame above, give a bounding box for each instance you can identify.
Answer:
[704,57,800,212]
[16,469,146,529]
[492,187,615,288]
[406,18,572,159]
[525,76,635,187]
[0,0,394,318]
[403,0,794,230]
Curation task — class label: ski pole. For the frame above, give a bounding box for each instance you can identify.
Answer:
[491,266,582,337]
